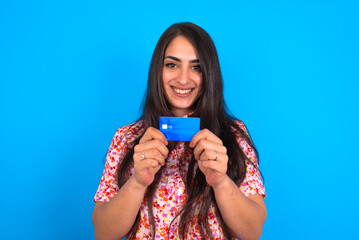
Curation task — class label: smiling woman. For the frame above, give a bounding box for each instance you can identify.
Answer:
[162,35,203,117]
[92,22,266,240]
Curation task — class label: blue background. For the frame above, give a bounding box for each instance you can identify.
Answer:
[1,0,358,239]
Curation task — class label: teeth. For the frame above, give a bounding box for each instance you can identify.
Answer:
[173,88,192,94]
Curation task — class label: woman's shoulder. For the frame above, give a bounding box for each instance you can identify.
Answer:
[115,120,145,136]
[230,119,249,135]
[111,120,146,146]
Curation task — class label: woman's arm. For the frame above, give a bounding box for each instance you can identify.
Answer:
[212,177,266,240]
[92,176,147,240]
[190,129,266,240]
[92,127,169,240]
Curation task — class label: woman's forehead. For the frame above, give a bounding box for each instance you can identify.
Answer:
[164,36,199,60]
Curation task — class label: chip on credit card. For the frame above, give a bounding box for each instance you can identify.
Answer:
[159,117,200,141]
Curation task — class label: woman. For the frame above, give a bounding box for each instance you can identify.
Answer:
[92,22,266,240]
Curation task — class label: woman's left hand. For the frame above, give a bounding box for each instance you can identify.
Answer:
[189,129,228,187]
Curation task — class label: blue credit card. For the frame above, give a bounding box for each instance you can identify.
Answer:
[159,117,200,141]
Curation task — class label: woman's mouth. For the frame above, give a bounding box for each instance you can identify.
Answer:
[172,87,193,95]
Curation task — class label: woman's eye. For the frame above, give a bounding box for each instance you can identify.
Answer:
[192,65,201,72]
[165,63,177,69]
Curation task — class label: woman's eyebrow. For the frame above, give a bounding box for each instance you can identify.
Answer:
[164,56,200,63]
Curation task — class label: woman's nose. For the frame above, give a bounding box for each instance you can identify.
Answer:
[177,68,191,85]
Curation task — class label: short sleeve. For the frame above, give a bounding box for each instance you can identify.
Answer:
[233,121,266,198]
[93,125,132,202]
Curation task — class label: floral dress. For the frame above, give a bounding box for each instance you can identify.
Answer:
[94,119,266,239]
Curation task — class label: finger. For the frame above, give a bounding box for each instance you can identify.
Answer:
[134,139,169,158]
[149,164,161,175]
[135,160,162,179]
[134,150,166,166]
[140,127,168,145]
[198,159,227,173]
[135,158,160,168]
[190,129,222,148]
[199,149,227,163]
[144,158,161,168]
[193,139,227,160]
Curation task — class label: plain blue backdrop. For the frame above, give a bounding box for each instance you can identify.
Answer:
[1,0,358,239]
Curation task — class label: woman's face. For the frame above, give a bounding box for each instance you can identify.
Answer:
[162,35,203,117]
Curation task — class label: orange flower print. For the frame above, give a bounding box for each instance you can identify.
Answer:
[94,119,265,239]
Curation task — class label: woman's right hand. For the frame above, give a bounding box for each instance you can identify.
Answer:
[133,127,169,187]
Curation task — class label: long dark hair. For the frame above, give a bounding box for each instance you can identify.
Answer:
[117,22,259,240]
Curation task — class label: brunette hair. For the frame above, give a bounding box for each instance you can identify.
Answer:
[117,22,259,240]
